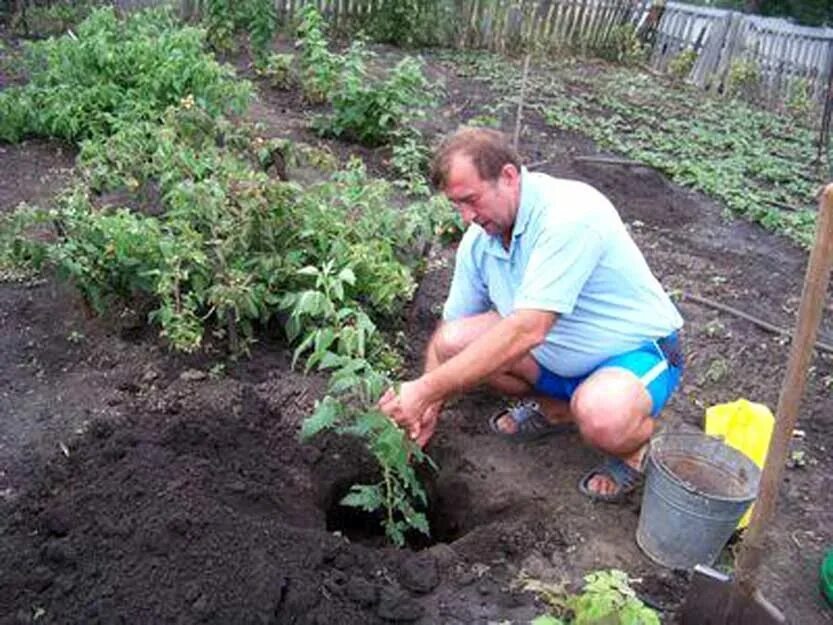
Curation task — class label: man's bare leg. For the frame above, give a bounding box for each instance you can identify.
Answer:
[428,312,655,496]
[569,368,655,496]
[427,312,571,428]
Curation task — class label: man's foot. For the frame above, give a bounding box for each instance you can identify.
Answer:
[489,400,576,442]
[579,453,645,502]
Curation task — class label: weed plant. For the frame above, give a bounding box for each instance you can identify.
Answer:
[526,569,660,625]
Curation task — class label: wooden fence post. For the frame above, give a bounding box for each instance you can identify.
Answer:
[714,12,743,95]
[817,40,833,161]
[693,12,729,90]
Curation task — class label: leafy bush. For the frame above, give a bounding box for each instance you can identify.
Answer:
[295,7,435,144]
[0,204,53,279]
[727,58,760,99]
[203,0,236,54]
[359,0,456,47]
[786,77,813,118]
[45,93,434,353]
[601,24,646,65]
[240,0,278,69]
[201,0,277,67]
[315,51,435,146]
[52,191,167,312]
[668,48,697,80]
[291,262,433,546]
[0,6,251,144]
[259,52,294,89]
[391,129,432,196]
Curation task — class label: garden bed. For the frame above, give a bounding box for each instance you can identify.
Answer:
[1,17,833,625]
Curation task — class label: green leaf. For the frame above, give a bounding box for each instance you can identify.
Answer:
[300,396,342,440]
[329,372,362,395]
[285,314,301,343]
[404,509,429,536]
[340,483,383,511]
[313,327,336,356]
[291,330,317,370]
[318,350,346,370]
[531,616,566,625]
[297,265,319,276]
[338,266,356,285]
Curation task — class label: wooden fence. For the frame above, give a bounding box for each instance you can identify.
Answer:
[451,0,648,52]
[648,1,833,106]
[264,0,649,53]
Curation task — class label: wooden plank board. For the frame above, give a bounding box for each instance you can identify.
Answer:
[692,13,727,89]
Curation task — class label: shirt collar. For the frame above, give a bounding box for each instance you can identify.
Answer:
[512,166,532,239]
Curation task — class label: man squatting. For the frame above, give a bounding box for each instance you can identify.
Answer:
[379,128,683,501]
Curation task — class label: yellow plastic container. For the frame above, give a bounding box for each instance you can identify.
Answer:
[704,399,774,529]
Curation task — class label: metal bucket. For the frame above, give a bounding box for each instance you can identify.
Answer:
[636,431,761,569]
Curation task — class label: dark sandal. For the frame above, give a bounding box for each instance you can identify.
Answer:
[578,457,644,503]
[488,401,577,443]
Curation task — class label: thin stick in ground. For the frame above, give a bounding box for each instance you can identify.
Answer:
[513,54,531,152]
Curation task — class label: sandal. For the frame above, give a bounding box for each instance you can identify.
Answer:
[578,457,644,503]
[488,401,577,443]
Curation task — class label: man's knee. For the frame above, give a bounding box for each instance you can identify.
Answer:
[432,323,465,362]
[432,312,501,362]
[573,401,622,448]
[570,370,652,447]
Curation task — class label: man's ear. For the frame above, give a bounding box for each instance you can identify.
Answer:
[500,163,520,187]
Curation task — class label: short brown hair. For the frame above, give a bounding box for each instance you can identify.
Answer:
[430,127,522,190]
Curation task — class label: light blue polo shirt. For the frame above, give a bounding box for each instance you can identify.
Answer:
[442,169,684,377]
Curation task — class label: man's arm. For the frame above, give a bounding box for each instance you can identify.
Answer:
[418,308,555,402]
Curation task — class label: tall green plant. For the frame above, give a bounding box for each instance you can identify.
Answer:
[360,0,456,47]
[310,49,435,146]
[240,0,278,69]
[203,0,236,54]
[296,5,341,104]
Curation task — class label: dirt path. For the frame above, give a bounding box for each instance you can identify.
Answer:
[1,49,832,625]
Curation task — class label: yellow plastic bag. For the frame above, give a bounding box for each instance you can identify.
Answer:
[704,398,774,529]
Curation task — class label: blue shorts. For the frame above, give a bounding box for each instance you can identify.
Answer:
[532,333,683,417]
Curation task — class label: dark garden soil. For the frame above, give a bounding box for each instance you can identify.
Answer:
[1,43,833,625]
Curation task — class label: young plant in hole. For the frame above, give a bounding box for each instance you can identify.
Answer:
[284,262,435,547]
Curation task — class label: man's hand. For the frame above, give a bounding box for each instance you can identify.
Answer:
[378,380,441,447]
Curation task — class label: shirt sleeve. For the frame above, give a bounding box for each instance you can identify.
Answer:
[514,222,605,315]
[442,233,491,321]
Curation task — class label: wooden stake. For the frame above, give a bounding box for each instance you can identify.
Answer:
[513,54,531,152]
[733,184,833,592]
[683,292,833,355]
[573,155,648,167]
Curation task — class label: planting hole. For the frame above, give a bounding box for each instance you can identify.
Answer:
[324,473,473,549]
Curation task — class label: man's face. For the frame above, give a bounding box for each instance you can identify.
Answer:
[443,153,520,240]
